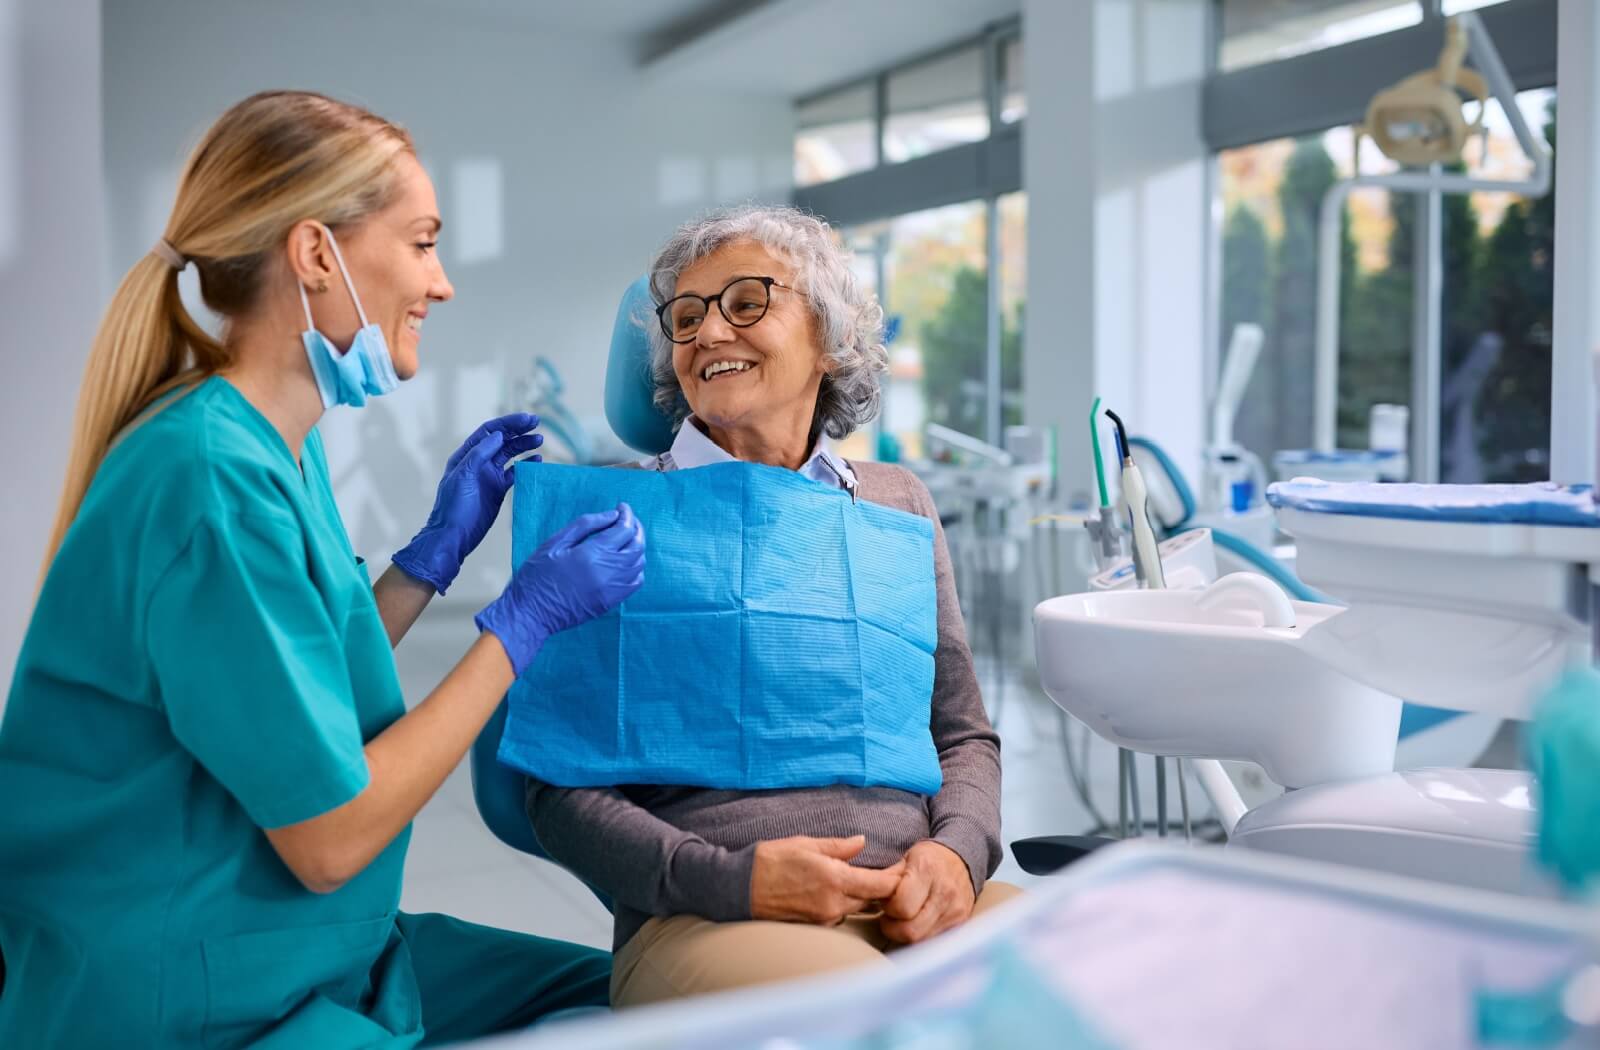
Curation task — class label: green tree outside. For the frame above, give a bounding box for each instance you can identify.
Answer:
[1219,98,1555,481]
[917,265,1023,440]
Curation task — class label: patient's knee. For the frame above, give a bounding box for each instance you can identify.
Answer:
[611,915,887,1008]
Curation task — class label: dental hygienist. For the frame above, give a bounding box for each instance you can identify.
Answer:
[0,91,644,1048]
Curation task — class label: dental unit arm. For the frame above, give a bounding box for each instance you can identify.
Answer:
[924,422,1014,468]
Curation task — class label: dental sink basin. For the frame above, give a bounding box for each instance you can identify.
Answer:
[1034,579,1402,788]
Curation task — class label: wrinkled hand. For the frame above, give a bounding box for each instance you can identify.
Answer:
[749,835,906,926]
[392,413,544,594]
[877,841,975,945]
[475,503,646,676]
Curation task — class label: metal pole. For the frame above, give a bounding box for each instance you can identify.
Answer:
[1552,0,1600,485]
[1128,752,1144,837]
[1178,759,1193,841]
[983,27,1004,450]
[1412,174,1444,482]
[873,231,889,453]
[1117,749,1130,838]
[1155,756,1168,837]
[1314,183,1355,452]
[985,196,1003,448]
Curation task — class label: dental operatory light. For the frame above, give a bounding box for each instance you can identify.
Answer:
[1360,17,1488,168]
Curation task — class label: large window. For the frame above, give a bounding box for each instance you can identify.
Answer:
[883,45,989,164]
[1217,87,1555,482]
[1439,90,1556,481]
[1219,126,1403,463]
[1217,1,1424,71]
[852,203,989,460]
[999,37,1025,125]
[793,24,1023,457]
[795,84,876,188]
[834,194,1027,462]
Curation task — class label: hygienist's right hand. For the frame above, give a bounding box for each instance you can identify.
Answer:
[749,835,906,926]
[474,503,645,676]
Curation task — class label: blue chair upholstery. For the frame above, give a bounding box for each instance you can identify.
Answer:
[468,279,673,908]
[603,276,676,456]
[470,700,542,856]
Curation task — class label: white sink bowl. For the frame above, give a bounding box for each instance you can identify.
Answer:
[1278,506,1591,718]
[1034,589,1402,788]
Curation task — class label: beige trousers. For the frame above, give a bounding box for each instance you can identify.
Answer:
[610,881,1025,1008]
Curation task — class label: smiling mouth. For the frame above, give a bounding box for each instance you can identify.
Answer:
[702,360,756,382]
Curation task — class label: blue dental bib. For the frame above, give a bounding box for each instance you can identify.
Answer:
[499,461,942,795]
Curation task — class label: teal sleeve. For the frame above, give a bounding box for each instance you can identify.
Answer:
[147,510,370,829]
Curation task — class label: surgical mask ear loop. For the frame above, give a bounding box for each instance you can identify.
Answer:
[319,223,371,329]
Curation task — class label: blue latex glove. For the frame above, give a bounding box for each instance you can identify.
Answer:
[392,413,544,594]
[476,503,645,676]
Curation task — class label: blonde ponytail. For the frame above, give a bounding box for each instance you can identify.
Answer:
[40,91,412,575]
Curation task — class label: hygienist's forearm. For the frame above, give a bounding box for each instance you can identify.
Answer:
[267,634,513,891]
[372,563,437,647]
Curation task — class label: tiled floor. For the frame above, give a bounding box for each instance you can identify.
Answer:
[391,609,1184,951]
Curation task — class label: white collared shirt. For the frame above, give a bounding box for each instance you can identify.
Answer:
[640,415,858,492]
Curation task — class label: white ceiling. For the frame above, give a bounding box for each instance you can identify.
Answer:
[644,0,1023,97]
[391,0,1021,97]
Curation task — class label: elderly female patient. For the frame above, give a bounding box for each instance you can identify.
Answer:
[527,205,1018,1007]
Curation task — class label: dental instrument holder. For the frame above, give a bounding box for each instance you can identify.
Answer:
[1083,505,1127,571]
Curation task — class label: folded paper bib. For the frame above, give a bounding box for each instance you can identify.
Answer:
[499,461,942,795]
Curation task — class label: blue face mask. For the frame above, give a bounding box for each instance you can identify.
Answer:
[299,224,402,410]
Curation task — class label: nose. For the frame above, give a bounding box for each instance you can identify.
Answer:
[694,307,735,348]
[429,255,455,303]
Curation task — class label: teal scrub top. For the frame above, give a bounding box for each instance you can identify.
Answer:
[0,377,422,1047]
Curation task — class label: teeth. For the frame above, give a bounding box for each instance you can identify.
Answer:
[702,360,753,381]
[405,316,423,331]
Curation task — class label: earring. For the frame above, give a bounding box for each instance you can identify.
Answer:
[315,279,328,293]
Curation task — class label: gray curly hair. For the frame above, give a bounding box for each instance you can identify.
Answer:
[645,204,888,440]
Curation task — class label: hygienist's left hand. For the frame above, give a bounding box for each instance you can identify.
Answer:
[392,413,544,595]
[878,840,976,945]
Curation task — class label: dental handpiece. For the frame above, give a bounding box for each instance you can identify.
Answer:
[1120,456,1166,589]
[1103,409,1165,590]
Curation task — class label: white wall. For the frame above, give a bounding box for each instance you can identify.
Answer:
[100,0,793,605]
[1023,0,1210,505]
[0,0,106,702]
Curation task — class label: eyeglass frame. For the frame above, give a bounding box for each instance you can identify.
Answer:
[654,275,804,344]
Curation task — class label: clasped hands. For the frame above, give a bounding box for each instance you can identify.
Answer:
[749,834,975,946]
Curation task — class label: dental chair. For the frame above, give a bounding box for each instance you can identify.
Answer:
[469,278,662,902]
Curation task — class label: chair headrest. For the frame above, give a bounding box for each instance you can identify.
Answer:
[604,276,678,456]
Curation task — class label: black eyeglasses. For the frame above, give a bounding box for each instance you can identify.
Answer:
[655,275,801,344]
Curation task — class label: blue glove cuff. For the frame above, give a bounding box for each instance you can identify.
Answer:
[475,598,549,678]
[392,528,462,596]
